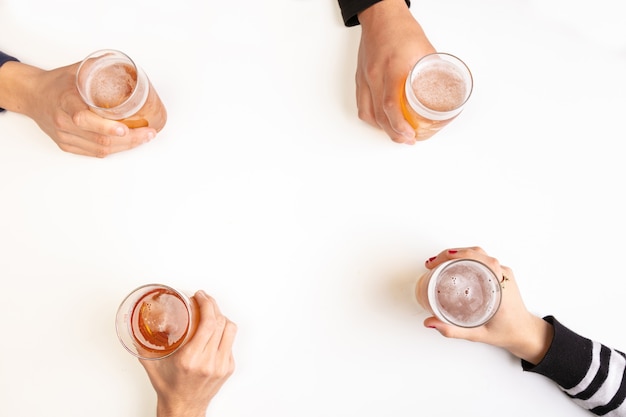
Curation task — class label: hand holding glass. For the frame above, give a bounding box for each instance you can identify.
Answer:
[76,49,167,131]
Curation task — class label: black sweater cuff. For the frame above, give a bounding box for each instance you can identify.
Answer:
[0,51,20,113]
[338,0,411,27]
[521,315,594,390]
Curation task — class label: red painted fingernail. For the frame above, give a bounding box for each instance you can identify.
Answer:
[426,256,436,263]
[448,250,458,254]
[427,325,437,329]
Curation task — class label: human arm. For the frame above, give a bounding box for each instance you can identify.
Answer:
[522,316,626,416]
[345,0,436,144]
[139,291,237,417]
[423,246,626,416]
[0,52,157,157]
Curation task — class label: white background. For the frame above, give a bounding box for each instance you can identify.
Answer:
[1,1,625,416]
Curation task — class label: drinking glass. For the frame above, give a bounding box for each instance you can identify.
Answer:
[401,52,473,140]
[76,49,167,131]
[115,284,198,360]
[415,259,501,328]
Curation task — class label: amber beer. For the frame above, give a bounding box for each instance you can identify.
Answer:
[401,53,473,141]
[415,259,501,327]
[76,49,167,131]
[116,284,198,360]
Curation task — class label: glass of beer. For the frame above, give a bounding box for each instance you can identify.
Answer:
[401,52,473,141]
[115,284,198,360]
[415,259,501,328]
[76,49,167,131]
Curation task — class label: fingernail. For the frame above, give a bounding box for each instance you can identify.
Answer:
[141,132,154,144]
[448,250,458,254]
[427,325,437,329]
[402,130,415,140]
[426,256,436,263]
[115,126,126,137]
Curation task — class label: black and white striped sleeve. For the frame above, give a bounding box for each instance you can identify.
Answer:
[522,316,626,416]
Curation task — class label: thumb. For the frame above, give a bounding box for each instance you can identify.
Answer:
[423,316,460,339]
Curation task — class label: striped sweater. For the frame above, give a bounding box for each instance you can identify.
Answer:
[523,316,626,416]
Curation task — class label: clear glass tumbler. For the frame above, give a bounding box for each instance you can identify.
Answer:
[115,284,198,360]
[76,49,167,131]
[401,52,473,141]
[415,259,501,328]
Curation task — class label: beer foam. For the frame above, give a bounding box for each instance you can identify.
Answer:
[412,63,467,112]
[86,62,137,109]
[434,261,500,327]
[132,290,189,350]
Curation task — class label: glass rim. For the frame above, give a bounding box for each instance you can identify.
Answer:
[405,52,474,120]
[427,258,502,328]
[75,49,147,116]
[115,283,194,360]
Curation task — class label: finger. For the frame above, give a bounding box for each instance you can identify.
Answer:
[355,70,378,129]
[217,319,237,354]
[54,129,154,158]
[213,319,238,371]
[423,315,442,329]
[71,107,129,137]
[102,128,155,154]
[425,246,489,269]
[59,91,128,138]
[367,79,407,145]
[204,314,228,354]
[381,65,416,144]
[187,291,234,359]
[188,291,219,347]
[423,316,483,341]
[69,107,156,154]
[224,323,238,376]
[499,265,516,286]
[357,59,400,140]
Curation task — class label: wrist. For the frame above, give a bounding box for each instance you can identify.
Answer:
[505,315,554,365]
[357,0,411,29]
[156,398,208,417]
[0,61,43,115]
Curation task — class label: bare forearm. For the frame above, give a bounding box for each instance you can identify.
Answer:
[0,61,43,115]
[156,399,208,417]
[505,315,554,365]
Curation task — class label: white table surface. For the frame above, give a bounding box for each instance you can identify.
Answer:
[1,1,625,416]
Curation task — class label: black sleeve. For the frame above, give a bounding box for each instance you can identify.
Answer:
[0,51,20,113]
[338,0,411,27]
[522,316,626,415]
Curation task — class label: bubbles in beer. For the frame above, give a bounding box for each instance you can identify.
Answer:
[434,262,500,327]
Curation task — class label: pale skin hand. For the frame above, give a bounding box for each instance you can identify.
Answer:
[422,246,554,365]
[139,291,238,417]
[356,0,436,144]
[0,61,157,158]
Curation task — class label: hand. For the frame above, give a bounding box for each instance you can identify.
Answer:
[356,0,436,144]
[0,61,158,158]
[139,291,237,417]
[422,246,554,365]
